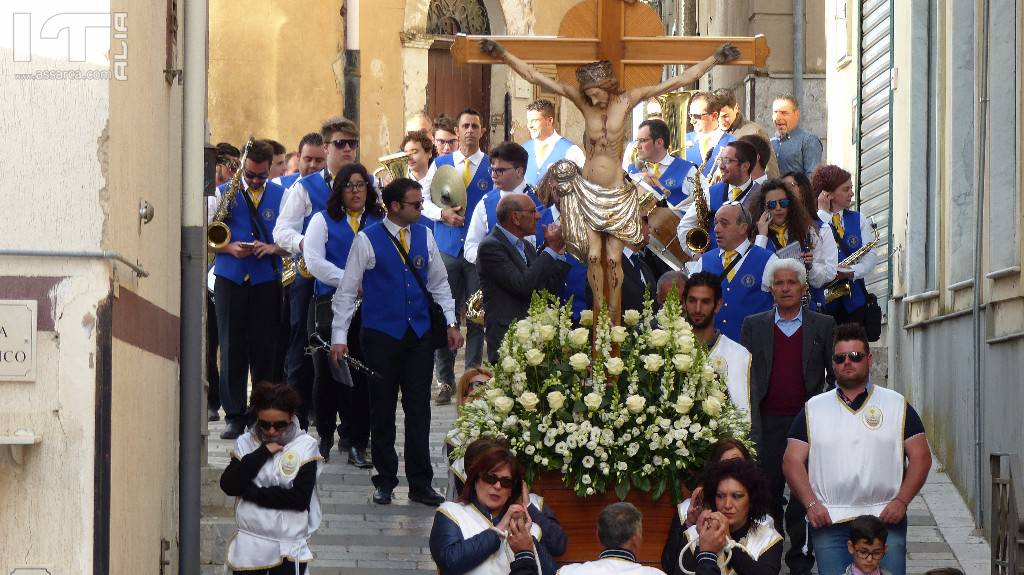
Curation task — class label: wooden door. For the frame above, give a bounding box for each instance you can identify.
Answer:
[427,39,491,149]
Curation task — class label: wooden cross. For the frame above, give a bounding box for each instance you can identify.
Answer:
[451,0,769,89]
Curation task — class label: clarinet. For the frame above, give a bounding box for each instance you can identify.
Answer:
[801,231,818,311]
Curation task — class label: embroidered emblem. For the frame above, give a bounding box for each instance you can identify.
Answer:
[478,179,489,190]
[412,255,426,269]
[664,178,676,188]
[848,235,861,248]
[278,449,300,480]
[863,406,883,430]
[740,274,756,288]
[261,207,274,221]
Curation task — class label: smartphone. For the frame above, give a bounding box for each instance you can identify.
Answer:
[237,241,256,249]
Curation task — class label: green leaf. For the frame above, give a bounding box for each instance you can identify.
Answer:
[615,477,631,500]
[652,476,667,501]
[632,474,651,491]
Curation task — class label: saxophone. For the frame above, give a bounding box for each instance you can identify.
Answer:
[208,137,254,249]
[684,154,713,254]
[823,220,881,304]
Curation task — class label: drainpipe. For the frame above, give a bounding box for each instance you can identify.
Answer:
[971,0,990,530]
[179,0,208,572]
[792,0,804,105]
[343,0,360,129]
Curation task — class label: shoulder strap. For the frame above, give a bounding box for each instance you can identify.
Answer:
[239,188,281,275]
[718,246,749,283]
[385,228,434,303]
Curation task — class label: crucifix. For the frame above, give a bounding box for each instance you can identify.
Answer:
[452,0,769,326]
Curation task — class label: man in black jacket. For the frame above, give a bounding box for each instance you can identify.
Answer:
[477,193,570,363]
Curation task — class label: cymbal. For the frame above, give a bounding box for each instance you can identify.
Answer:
[430,165,467,209]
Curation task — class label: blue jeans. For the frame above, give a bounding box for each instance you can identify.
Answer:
[810,517,907,575]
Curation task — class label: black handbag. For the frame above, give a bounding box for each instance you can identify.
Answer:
[386,230,449,350]
[862,287,883,342]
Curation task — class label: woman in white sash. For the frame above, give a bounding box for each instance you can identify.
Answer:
[675,458,782,575]
[430,444,557,575]
[220,382,323,574]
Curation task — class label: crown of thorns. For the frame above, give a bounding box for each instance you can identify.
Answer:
[576,60,615,88]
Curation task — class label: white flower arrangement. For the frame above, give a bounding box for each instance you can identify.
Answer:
[447,292,752,502]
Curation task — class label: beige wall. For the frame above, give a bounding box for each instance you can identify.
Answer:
[360,0,407,160]
[209,0,344,152]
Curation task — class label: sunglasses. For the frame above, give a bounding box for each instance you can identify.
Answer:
[467,378,491,391]
[480,471,516,489]
[401,200,424,209]
[766,199,792,209]
[257,419,290,431]
[330,139,359,150]
[832,351,867,364]
[688,112,709,120]
[244,170,269,181]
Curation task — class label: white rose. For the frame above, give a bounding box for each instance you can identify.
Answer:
[642,354,664,372]
[515,322,533,344]
[672,353,693,372]
[493,396,514,413]
[546,390,566,410]
[569,352,591,371]
[674,395,694,415]
[579,309,594,326]
[569,327,590,347]
[582,455,595,468]
[649,329,670,347]
[610,325,628,343]
[537,324,557,342]
[525,348,545,366]
[583,391,603,412]
[586,487,595,495]
[605,356,625,375]
[702,396,723,417]
[501,356,518,373]
[625,394,647,414]
[525,445,536,455]
[485,388,504,400]
[623,309,641,327]
[518,391,540,412]
[678,336,694,353]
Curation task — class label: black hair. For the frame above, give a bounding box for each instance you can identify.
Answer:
[458,108,483,125]
[489,141,529,171]
[216,142,241,159]
[382,177,422,209]
[263,139,286,156]
[249,381,301,416]
[246,140,275,165]
[738,134,771,170]
[833,322,870,355]
[326,163,382,221]
[848,515,888,544]
[700,458,771,532]
[639,118,672,150]
[683,271,723,303]
[297,132,323,154]
[725,140,757,173]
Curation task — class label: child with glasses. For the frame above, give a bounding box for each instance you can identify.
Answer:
[846,515,891,575]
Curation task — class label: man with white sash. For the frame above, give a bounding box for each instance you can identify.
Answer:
[783,323,931,575]
[559,502,666,575]
[522,98,585,186]
[626,118,701,211]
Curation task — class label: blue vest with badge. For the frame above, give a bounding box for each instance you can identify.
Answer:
[361,222,432,339]
[685,132,736,177]
[825,209,868,313]
[700,245,774,341]
[213,181,286,286]
[297,169,332,231]
[314,211,384,296]
[433,154,494,257]
[523,137,574,186]
[276,172,301,191]
[626,155,695,206]
[483,187,545,241]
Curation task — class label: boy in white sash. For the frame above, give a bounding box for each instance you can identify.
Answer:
[558,502,665,575]
[783,323,931,575]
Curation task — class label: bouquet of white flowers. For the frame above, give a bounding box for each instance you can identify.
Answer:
[448,291,752,502]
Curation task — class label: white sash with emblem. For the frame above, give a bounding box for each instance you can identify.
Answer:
[680,518,780,575]
[438,501,543,575]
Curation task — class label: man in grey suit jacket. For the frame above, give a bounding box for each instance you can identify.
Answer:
[740,258,835,575]
[477,193,571,364]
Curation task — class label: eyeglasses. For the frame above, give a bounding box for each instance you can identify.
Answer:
[853,549,886,560]
[719,158,739,165]
[401,200,424,209]
[344,181,368,190]
[766,199,792,209]
[635,137,653,145]
[244,170,269,181]
[490,166,514,176]
[480,471,516,489]
[832,351,867,364]
[330,139,359,150]
[435,138,458,147]
[257,419,290,431]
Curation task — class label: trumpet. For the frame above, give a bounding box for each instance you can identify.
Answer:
[208,137,254,249]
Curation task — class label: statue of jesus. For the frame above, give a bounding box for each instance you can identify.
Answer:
[480,39,741,322]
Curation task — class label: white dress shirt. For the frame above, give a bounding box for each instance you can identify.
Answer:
[627,151,706,212]
[817,208,879,280]
[463,181,536,264]
[330,217,457,345]
[754,224,839,288]
[532,131,586,167]
[303,210,364,290]
[422,149,486,222]
[273,167,334,255]
[688,239,778,292]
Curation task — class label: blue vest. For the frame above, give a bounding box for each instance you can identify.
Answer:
[297,169,333,231]
[700,246,774,341]
[433,154,494,257]
[213,181,286,286]
[560,253,589,322]
[482,187,545,241]
[685,132,736,177]
[626,156,696,205]
[276,172,301,191]
[360,222,433,339]
[313,211,384,296]
[523,137,574,186]
[826,209,868,313]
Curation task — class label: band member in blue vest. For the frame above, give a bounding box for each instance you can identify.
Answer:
[330,178,462,507]
[522,98,585,186]
[272,132,325,193]
[464,142,545,264]
[303,163,382,467]
[684,91,736,179]
[676,140,763,258]
[211,140,290,439]
[274,117,359,428]
[422,108,493,405]
[689,202,777,342]
[626,118,700,210]
[265,138,287,180]
[753,180,837,312]
[813,164,878,327]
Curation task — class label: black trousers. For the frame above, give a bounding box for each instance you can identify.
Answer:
[308,295,370,449]
[287,274,315,423]
[827,302,867,329]
[206,291,220,411]
[214,277,281,426]
[233,560,307,574]
[272,284,289,383]
[361,326,435,492]
[757,414,814,573]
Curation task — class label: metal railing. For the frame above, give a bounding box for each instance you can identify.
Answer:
[991,453,1024,574]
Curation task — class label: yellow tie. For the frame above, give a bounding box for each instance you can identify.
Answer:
[724,250,739,281]
[348,211,360,233]
[463,157,473,188]
[730,187,743,201]
[538,142,550,161]
[701,135,711,159]
[652,163,662,178]
[249,186,264,207]
[770,224,788,247]
[399,227,410,257]
[832,213,845,239]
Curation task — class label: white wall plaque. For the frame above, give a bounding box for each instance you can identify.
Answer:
[0,300,37,382]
